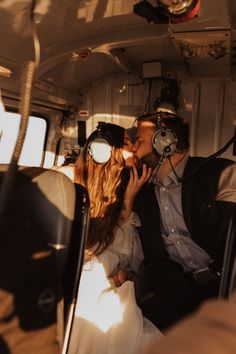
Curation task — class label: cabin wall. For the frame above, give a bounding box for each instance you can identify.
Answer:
[78,73,236,161]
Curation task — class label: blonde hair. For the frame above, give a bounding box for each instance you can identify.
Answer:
[75,140,126,255]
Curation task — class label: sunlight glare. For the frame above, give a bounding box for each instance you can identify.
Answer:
[0,113,46,166]
[75,259,125,333]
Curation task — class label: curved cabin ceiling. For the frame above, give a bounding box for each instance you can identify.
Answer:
[0,0,235,109]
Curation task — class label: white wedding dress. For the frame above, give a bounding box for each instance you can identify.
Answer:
[67,212,162,354]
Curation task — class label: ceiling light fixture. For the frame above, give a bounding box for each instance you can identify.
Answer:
[72,48,93,61]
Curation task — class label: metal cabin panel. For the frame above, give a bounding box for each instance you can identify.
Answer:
[78,74,236,162]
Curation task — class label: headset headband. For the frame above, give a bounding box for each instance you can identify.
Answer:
[87,123,125,164]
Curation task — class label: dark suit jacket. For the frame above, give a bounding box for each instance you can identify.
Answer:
[134,156,236,273]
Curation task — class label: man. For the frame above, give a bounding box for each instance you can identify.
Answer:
[132,112,236,331]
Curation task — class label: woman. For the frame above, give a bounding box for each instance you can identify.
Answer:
[59,123,162,354]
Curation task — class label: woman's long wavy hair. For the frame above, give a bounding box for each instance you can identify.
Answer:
[74,125,128,255]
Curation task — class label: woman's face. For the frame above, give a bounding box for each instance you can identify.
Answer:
[122,131,133,168]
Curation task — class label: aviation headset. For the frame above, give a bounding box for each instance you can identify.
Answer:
[138,111,236,183]
[152,126,178,157]
[137,112,189,158]
[87,122,125,164]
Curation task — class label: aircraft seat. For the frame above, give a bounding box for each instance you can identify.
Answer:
[0,165,89,354]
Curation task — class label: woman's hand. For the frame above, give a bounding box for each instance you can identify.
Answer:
[112,270,136,287]
[120,164,152,220]
[125,164,152,201]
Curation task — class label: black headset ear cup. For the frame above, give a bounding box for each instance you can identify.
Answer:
[88,137,112,164]
[152,128,178,157]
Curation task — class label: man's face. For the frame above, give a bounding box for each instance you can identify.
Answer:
[132,121,159,169]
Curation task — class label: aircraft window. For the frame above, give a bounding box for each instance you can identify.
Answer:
[0,112,47,166]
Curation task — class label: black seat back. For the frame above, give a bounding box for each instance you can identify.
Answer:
[0,165,77,353]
